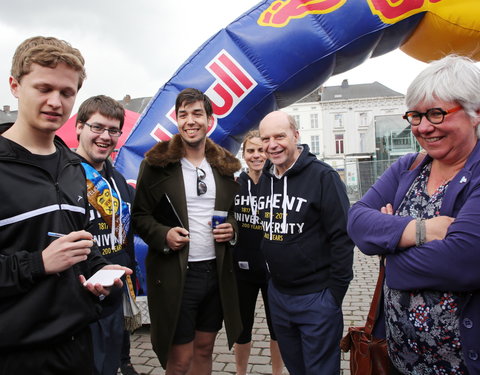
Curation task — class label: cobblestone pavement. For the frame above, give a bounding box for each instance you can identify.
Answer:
[128,250,379,374]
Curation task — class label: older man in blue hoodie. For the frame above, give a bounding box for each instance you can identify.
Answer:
[258,111,354,375]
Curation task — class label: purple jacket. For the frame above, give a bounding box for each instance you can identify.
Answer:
[348,141,480,374]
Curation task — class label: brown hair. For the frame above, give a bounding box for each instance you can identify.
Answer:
[11,36,86,89]
[77,95,125,129]
[242,130,262,156]
[175,88,213,118]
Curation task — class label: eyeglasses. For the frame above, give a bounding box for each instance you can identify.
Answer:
[84,122,123,137]
[402,106,462,126]
[196,167,207,196]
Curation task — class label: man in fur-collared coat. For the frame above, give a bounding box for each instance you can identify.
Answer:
[132,88,242,374]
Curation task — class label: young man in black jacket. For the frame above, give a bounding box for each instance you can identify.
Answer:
[258,110,354,375]
[74,95,142,375]
[0,36,130,375]
[132,88,242,373]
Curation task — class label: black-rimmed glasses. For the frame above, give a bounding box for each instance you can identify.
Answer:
[84,122,123,137]
[402,106,462,126]
[196,168,207,196]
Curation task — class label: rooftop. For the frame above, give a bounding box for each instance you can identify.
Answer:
[297,79,403,103]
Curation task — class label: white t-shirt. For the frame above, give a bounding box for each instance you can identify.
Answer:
[181,158,216,262]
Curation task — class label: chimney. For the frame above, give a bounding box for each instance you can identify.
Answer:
[317,85,323,101]
[3,105,10,113]
[341,79,349,88]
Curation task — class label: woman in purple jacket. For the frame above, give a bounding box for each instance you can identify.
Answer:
[348,55,480,375]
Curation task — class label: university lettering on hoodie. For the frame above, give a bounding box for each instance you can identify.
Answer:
[83,162,131,257]
[234,194,262,230]
[241,193,307,241]
[88,209,128,254]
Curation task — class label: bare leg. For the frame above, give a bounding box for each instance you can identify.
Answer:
[270,339,285,375]
[234,342,252,375]
[166,342,194,375]
[187,330,217,375]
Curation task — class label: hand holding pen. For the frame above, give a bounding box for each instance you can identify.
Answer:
[47,232,132,298]
[42,230,94,274]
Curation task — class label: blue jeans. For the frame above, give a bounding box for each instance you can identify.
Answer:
[268,281,343,375]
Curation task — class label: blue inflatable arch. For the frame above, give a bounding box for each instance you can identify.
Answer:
[115,0,480,183]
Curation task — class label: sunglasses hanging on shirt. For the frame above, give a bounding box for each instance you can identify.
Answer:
[196,167,207,196]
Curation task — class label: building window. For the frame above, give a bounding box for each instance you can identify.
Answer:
[311,135,320,155]
[359,112,367,127]
[335,134,344,154]
[334,114,343,128]
[310,113,318,129]
[360,132,366,153]
[293,115,301,129]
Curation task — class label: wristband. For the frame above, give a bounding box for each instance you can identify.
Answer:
[415,218,426,246]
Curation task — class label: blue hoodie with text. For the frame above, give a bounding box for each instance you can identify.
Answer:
[257,145,354,305]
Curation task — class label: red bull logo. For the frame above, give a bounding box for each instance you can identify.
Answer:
[151,50,257,142]
[258,0,346,27]
[258,0,445,27]
[205,50,257,117]
[150,122,173,142]
[367,0,444,24]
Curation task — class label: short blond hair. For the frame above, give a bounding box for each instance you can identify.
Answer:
[11,36,86,89]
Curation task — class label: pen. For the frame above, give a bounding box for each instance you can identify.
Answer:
[47,232,66,238]
[48,231,97,243]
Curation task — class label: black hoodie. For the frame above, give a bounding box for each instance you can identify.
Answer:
[0,125,107,349]
[233,172,269,283]
[79,156,136,316]
[257,144,354,305]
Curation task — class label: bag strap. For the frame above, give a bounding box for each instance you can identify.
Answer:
[409,150,427,171]
[364,258,385,335]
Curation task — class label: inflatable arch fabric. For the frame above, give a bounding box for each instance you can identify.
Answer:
[115,0,480,183]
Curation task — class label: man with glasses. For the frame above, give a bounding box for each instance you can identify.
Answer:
[132,88,243,374]
[75,95,141,375]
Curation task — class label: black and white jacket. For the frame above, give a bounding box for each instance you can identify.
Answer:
[0,126,107,350]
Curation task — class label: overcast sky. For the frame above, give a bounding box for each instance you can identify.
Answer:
[0,0,429,114]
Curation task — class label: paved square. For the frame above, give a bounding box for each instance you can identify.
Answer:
[127,249,378,374]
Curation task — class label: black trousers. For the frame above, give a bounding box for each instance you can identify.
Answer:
[236,277,276,344]
[0,329,93,375]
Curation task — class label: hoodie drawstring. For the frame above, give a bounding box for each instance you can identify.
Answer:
[247,178,257,219]
[106,177,124,247]
[269,175,288,239]
[282,176,288,233]
[269,177,273,240]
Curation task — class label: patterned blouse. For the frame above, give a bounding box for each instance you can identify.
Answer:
[385,162,468,375]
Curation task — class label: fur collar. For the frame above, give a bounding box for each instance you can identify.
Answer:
[145,134,241,176]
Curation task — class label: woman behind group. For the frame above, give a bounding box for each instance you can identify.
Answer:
[233,131,284,375]
[348,55,480,375]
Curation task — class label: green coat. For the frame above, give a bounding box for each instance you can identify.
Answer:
[132,134,242,368]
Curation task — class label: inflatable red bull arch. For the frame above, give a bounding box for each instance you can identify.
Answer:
[117,0,480,297]
[115,0,480,183]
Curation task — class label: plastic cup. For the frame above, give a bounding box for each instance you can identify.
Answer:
[211,210,228,228]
